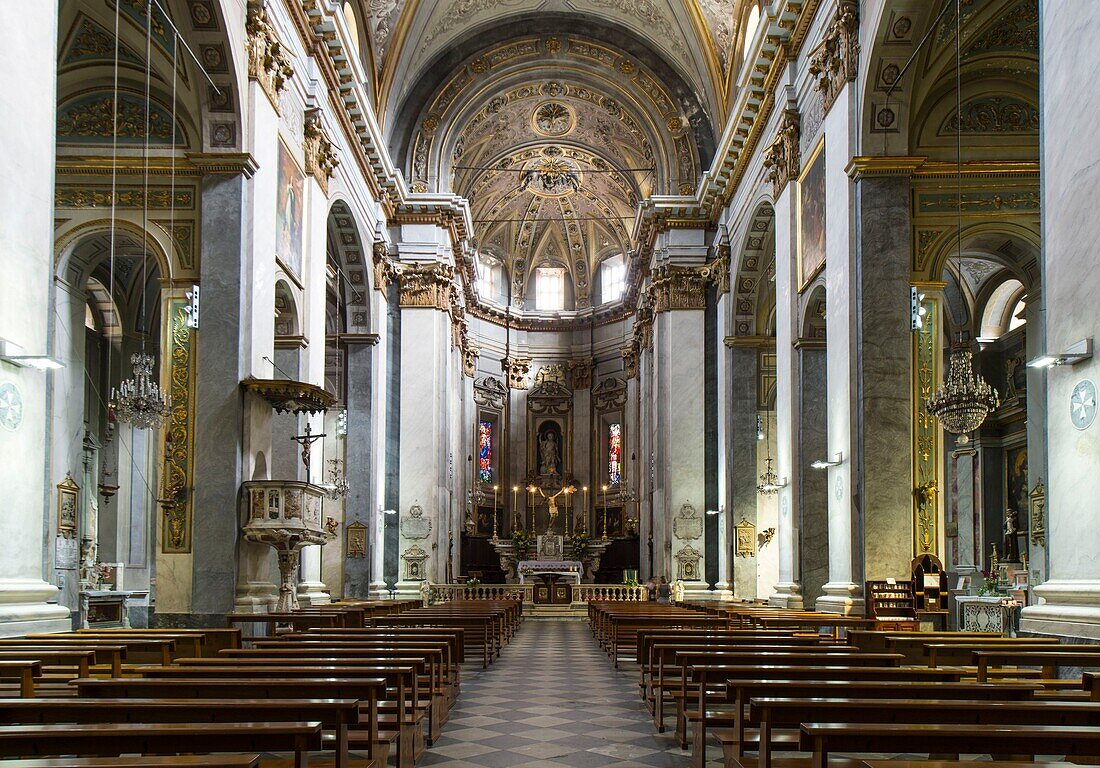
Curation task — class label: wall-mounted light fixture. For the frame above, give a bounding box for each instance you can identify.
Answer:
[910,287,927,331]
[810,452,844,470]
[0,338,63,370]
[1027,338,1093,369]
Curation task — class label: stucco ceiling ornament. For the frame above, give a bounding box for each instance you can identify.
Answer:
[532,101,576,136]
[522,154,583,197]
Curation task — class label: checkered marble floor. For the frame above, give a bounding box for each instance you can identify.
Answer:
[418,619,704,768]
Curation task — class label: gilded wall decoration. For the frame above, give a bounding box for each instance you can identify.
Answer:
[57,92,184,146]
[152,220,196,271]
[808,0,858,116]
[621,344,639,379]
[303,110,339,194]
[965,0,1038,56]
[735,517,756,558]
[372,241,398,292]
[111,0,175,55]
[56,186,195,210]
[568,358,595,390]
[62,15,144,67]
[762,110,801,198]
[345,520,368,558]
[398,262,455,309]
[246,5,294,110]
[162,300,195,554]
[940,96,1039,135]
[1029,479,1045,547]
[917,190,1039,213]
[648,264,708,312]
[592,375,627,410]
[502,356,532,390]
[911,290,940,557]
[531,101,576,136]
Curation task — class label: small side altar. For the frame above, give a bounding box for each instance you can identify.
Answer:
[517,560,583,584]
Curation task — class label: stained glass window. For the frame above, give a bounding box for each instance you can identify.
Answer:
[608,422,622,486]
[478,420,493,483]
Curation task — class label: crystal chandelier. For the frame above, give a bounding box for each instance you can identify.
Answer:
[110,352,171,429]
[325,458,350,500]
[757,457,781,496]
[926,346,1000,444]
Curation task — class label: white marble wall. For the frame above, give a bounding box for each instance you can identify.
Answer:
[1021,1,1100,638]
[0,0,71,634]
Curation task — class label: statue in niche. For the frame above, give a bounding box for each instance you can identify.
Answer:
[1003,507,1021,563]
[538,428,561,476]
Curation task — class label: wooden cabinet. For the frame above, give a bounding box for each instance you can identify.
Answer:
[865,580,917,627]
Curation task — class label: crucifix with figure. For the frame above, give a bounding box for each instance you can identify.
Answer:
[530,484,574,534]
[292,422,326,476]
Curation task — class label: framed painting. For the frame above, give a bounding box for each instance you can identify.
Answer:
[797,137,826,292]
[276,139,305,281]
[57,473,79,537]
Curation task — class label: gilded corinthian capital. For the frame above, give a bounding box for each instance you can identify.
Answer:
[304,109,339,193]
[762,110,801,198]
[808,0,858,115]
[246,5,294,110]
[398,262,456,310]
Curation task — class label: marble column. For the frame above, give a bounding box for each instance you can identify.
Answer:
[343,334,378,597]
[770,181,802,608]
[1021,2,1100,638]
[651,228,708,598]
[395,226,456,594]
[0,0,71,635]
[727,344,760,599]
[798,343,829,609]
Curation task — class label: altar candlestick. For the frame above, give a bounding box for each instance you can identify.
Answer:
[601,484,609,541]
[512,486,519,529]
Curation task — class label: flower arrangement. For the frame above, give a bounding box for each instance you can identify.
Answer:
[511,527,534,559]
[465,577,481,588]
[569,527,591,560]
[93,562,113,590]
[977,569,1000,597]
[623,576,640,588]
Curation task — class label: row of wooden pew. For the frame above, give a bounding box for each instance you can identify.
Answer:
[0,597,521,767]
[591,601,1100,768]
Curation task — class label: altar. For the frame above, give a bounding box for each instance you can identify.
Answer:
[517,560,583,584]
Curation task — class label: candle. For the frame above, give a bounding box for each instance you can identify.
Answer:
[512,486,519,528]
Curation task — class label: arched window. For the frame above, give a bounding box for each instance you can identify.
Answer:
[535,267,565,311]
[741,3,761,63]
[600,254,627,304]
[342,2,361,53]
[979,278,1026,341]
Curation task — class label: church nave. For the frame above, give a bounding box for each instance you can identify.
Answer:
[420,621,692,768]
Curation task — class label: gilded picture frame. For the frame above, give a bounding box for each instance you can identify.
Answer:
[57,473,80,537]
[797,136,826,293]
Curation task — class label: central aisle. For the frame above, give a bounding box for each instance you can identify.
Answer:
[419,619,696,767]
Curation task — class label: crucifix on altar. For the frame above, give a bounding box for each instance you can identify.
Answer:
[528,483,575,534]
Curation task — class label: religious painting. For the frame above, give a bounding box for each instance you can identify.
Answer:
[798,138,826,292]
[476,506,496,536]
[478,419,494,484]
[1005,444,1028,561]
[535,419,563,478]
[276,139,304,280]
[608,422,622,486]
[56,473,80,537]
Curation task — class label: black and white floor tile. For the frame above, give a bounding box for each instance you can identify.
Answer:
[418,620,706,768]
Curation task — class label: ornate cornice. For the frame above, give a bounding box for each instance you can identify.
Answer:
[846,157,1041,181]
[246,5,294,112]
[845,156,926,180]
[808,0,858,116]
[724,334,776,350]
[242,377,336,414]
[762,110,801,198]
[56,153,258,178]
[303,109,339,194]
[398,261,455,310]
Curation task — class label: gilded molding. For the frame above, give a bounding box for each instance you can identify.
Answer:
[808,0,858,116]
[162,300,195,554]
[568,358,595,390]
[398,262,455,310]
[621,344,639,379]
[502,356,532,390]
[303,109,339,194]
[912,291,941,557]
[372,241,398,292]
[762,110,801,198]
[246,5,294,111]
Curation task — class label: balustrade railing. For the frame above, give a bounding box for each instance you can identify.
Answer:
[571,584,648,602]
[423,582,649,605]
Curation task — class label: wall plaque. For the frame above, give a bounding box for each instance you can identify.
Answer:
[401,504,432,539]
[672,503,702,540]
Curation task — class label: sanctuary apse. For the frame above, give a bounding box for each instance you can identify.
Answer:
[0,0,1097,643]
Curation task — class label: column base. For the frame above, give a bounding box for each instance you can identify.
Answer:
[680,581,716,601]
[816,582,864,615]
[1021,580,1100,639]
[0,579,72,637]
[394,581,427,601]
[769,582,804,609]
[297,581,331,606]
[711,582,735,602]
[233,581,277,613]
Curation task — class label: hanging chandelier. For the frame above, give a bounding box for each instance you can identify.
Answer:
[926,346,999,444]
[110,352,171,429]
[757,457,781,496]
[325,458,350,500]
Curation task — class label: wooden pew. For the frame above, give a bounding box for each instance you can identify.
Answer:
[0,642,125,676]
[0,756,261,768]
[0,650,96,678]
[0,722,323,768]
[0,698,362,768]
[718,679,1042,767]
[26,634,189,664]
[974,648,1100,682]
[0,659,41,696]
[800,723,1100,768]
[70,628,243,656]
[225,612,341,640]
[751,697,1100,768]
[71,677,386,766]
